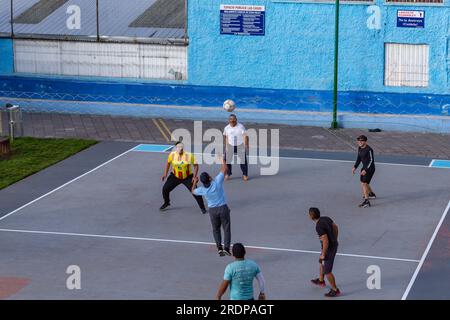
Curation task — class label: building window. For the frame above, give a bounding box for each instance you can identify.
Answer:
[385,43,429,87]
[385,0,443,3]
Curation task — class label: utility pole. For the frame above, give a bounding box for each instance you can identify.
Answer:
[331,0,340,129]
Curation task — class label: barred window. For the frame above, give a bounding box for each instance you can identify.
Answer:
[384,43,429,87]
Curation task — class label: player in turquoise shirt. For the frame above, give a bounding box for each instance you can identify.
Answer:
[216,243,266,300]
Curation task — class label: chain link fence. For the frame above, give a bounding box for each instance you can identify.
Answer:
[1,1,188,80]
[0,0,187,44]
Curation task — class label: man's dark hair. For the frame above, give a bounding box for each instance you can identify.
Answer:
[200,172,211,188]
[175,141,183,146]
[357,135,368,142]
[232,243,246,259]
[229,114,237,119]
[309,207,321,220]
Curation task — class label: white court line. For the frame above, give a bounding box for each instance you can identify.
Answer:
[132,148,430,168]
[2,144,428,225]
[428,159,435,167]
[401,200,450,300]
[256,156,429,168]
[0,146,136,223]
[0,228,419,263]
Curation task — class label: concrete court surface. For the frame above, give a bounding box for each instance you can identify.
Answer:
[0,146,449,299]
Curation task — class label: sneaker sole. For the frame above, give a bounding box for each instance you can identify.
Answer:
[325,291,342,297]
[358,203,371,208]
[325,293,341,297]
[159,204,170,211]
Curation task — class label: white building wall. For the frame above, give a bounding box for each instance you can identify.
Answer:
[14,39,187,80]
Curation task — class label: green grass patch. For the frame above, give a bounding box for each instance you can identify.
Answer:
[0,137,97,190]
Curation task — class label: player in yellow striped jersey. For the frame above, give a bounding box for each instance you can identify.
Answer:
[160,142,207,214]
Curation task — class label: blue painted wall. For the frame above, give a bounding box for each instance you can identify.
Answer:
[1,75,448,115]
[1,1,450,133]
[188,0,450,95]
[0,39,14,75]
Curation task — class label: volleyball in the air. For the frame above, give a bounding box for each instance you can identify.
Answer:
[223,99,236,112]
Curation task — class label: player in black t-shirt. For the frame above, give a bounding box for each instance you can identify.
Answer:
[308,207,341,297]
[352,135,376,208]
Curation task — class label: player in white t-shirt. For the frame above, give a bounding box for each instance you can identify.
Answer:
[223,114,249,181]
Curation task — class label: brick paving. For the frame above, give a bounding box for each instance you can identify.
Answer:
[1,111,450,159]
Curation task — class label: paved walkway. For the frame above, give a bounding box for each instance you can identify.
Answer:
[1,112,450,159]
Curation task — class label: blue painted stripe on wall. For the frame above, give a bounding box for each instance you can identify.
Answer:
[2,96,450,133]
[133,144,173,152]
[1,75,449,116]
[430,160,450,168]
[0,39,14,75]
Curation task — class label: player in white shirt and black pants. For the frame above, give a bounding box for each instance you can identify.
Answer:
[223,114,249,181]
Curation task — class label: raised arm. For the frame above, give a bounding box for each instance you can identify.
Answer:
[221,156,228,175]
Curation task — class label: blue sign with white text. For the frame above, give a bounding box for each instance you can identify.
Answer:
[397,10,425,28]
[220,5,265,36]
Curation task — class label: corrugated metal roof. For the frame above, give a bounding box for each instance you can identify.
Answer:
[0,0,185,39]
[13,0,97,36]
[98,0,185,39]
[129,0,184,29]
[14,0,69,24]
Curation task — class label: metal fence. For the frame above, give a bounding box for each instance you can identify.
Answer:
[0,0,187,45]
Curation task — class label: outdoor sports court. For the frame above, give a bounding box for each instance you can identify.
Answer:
[0,142,449,299]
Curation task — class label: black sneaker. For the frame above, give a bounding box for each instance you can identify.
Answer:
[218,250,226,257]
[369,192,377,199]
[310,278,326,287]
[223,248,231,256]
[201,208,208,214]
[324,288,341,297]
[159,203,170,211]
[358,199,371,208]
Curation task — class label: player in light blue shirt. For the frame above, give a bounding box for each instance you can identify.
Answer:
[192,168,227,209]
[216,243,266,300]
[192,156,232,256]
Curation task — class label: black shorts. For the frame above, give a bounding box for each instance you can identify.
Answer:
[322,245,338,274]
[360,168,375,184]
